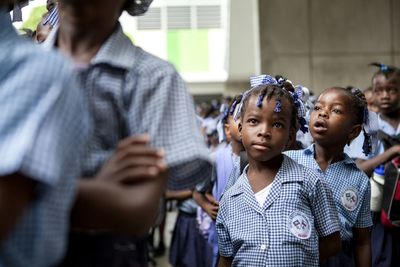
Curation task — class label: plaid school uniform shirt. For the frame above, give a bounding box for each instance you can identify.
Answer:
[43,24,212,190]
[0,11,89,267]
[216,155,340,267]
[285,145,373,241]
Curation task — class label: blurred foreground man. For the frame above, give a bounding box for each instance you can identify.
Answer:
[43,0,212,266]
[0,1,89,266]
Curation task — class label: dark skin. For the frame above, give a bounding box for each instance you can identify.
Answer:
[218,95,340,266]
[310,88,371,267]
[238,97,292,192]
[355,75,400,176]
[0,174,36,243]
[71,135,168,235]
[55,0,169,235]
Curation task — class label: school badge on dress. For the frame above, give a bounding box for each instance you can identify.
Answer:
[288,211,311,239]
[341,187,359,211]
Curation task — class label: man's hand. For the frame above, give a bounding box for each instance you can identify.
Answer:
[95,134,167,184]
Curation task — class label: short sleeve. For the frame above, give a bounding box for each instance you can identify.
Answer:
[223,157,241,194]
[127,59,212,190]
[354,183,373,228]
[310,176,341,237]
[0,53,89,186]
[216,202,235,257]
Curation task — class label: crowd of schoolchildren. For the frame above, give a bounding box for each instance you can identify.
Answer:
[176,65,400,267]
[2,0,400,267]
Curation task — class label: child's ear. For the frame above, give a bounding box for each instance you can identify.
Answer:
[224,123,232,142]
[347,124,362,145]
[238,122,243,138]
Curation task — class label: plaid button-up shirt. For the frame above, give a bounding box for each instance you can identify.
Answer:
[216,155,340,266]
[44,24,212,190]
[285,145,373,241]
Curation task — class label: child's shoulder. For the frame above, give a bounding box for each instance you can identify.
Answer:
[221,173,246,199]
[283,147,313,166]
[283,155,320,184]
[341,153,370,187]
[281,156,329,199]
[130,45,177,76]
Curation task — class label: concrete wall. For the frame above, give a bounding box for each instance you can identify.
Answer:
[258,0,400,95]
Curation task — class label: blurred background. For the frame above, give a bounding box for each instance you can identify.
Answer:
[12,0,400,102]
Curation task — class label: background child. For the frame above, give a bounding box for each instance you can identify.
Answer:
[193,95,244,267]
[286,86,373,267]
[363,86,379,113]
[351,65,400,267]
[216,79,341,267]
[167,189,212,267]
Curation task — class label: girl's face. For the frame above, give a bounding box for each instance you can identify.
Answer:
[239,95,294,163]
[373,75,400,115]
[310,89,360,147]
[364,90,379,112]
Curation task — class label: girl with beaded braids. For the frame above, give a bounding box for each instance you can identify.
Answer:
[285,87,373,267]
[216,76,341,267]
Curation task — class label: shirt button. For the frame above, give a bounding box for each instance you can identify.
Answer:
[260,244,267,250]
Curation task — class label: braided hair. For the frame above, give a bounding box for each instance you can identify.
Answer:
[370,63,400,86]
[226,94,243,123]
[240,81,298,131]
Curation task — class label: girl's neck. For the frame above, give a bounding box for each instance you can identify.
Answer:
[314,143,344,172]
[247,154,283,193]
[380,109,400,130]
[57,5,117,64]
[231,139,244,156]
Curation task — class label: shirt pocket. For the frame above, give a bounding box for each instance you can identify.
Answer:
[277,183,318,254]
[281,211,318,258]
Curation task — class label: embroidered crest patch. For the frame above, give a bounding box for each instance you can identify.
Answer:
[341,187,359,211]
[288,211,311,239]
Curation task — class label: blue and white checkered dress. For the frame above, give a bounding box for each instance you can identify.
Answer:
[216,155,340,266]
[0,11,89,267]
[43,24,212,190]
[285,145,373,241]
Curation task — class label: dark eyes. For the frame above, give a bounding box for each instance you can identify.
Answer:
[374,87,399,94]
[247,118,258,125]
[272,122,283,128]
[313,106,342,114]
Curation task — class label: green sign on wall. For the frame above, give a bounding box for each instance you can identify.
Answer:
[167,29,209,73]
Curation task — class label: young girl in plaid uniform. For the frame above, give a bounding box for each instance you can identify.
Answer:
[216,75,341,267]
[286,86,373,267]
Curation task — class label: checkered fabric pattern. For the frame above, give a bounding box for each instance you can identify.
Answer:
[216,155,340,266]
[285,144,373,241]
[44,24,211,190]
[222,154,241,194]
[0,12,89,267]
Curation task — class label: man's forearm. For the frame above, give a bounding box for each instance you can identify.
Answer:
[0,174,36,242]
